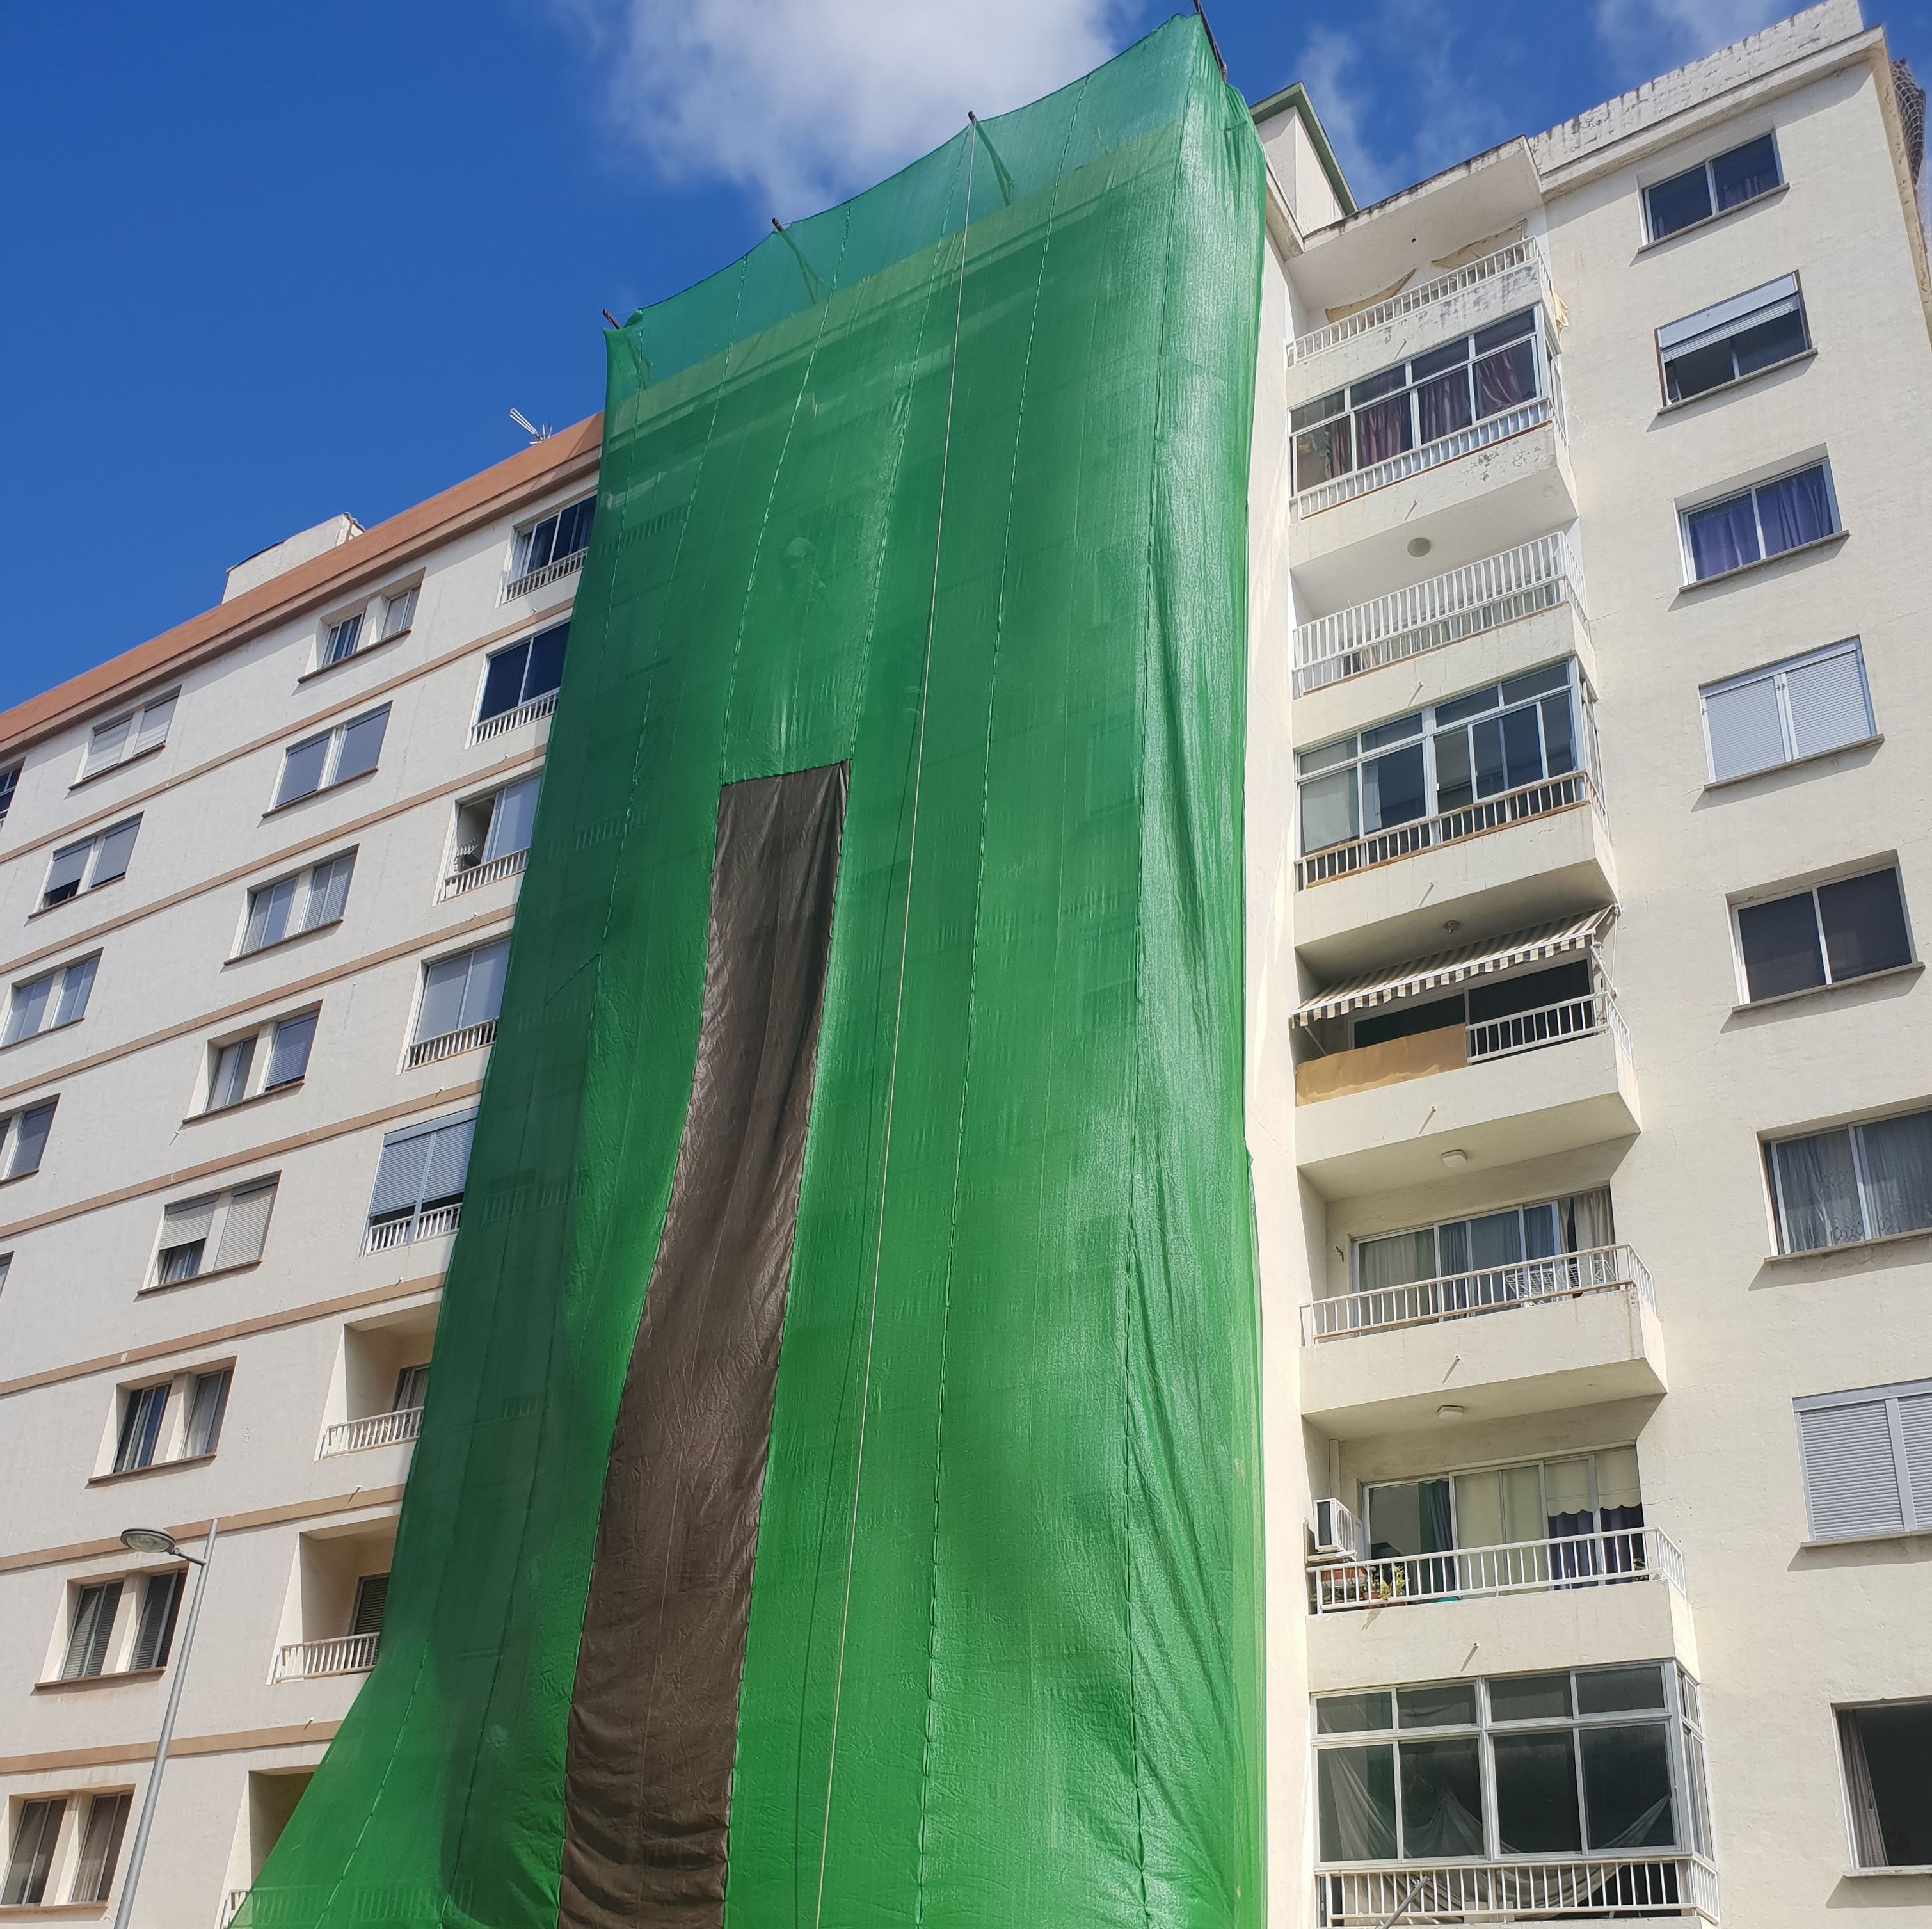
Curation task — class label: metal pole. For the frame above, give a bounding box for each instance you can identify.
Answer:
[111,1519,217,1929]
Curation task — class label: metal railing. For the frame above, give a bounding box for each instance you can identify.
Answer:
[1293,532,1586,696]
[319,1407,424,1457]
[1297,767,1600,887]
[363,1201,462,1254]
[1289,239,1549,367]
[500,547,585,603]
[273,1632,380,1681]
[1316,1854,1719,1925]
[1310,1526,1687,1614]
[439,847,528,900]
[1295,395,1554,517]
[1467,989,1612,1064]
[1303,1244,1654,1342]
[405,1018,497,1069]
[472,690,557,744]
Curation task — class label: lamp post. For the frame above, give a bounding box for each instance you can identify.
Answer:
[111,1519,218,1929]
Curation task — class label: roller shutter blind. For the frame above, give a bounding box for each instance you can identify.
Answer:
[1702,675,1785,781]
[1797,1395,1910,1538]
[214,1181,276,1269]
[1785,649,1872,760]
[1901,1393,1932,1522]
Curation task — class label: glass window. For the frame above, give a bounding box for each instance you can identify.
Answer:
[262,1012,317,1090]
[1683,462,1837,581]
[381,586,419,640]
[366,1110,477,1241]
[1769,1107,1932,1252]
[241,852,356,955]
[114,1383,170,1472]
[1494,1731,1582,1851]
[1659,273,1807,403]
[153,1180,276,1286]
[70,1794,130,1904]
[2,1799,65,1905]
[478,621,570,723]
[41,818,140,908]
[1737,868,1910,1001]
[323,613,363,666]
[183,1368,231,1457]
[413,939,510,1045]
[0,763,18,831]
[1646,132,1782,240]
[80,692,177,780]
[1839,1702,1932,1867]
[0,1099,55,1179]
[1581,1724,1677,1848]
[1318,1746,1397,1861]
[1353,1190,1611,1298]
[1701,640,1872,782]
[518,497,595,577]
[273,707,389,806]
[1291,308,1547,492]
[61,1581,123,1679]
[4,955,97,1045]
[130,1570,184,1671]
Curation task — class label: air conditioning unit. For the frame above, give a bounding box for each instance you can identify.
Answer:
[1311,1496,1361,1563]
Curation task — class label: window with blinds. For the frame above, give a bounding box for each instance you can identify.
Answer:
[1700,640,1872,783]
[79,691,177,781]
[272,705,390,808]
[0,1098,55,1180]
[60,1581,124,1678]
[69,1795,131,1903]
[1767,1108,1932,1253]
[152,1179,278,1286]
[1657,273,1808,403]
[130,1569,184,1670]
[3,953,97,1046]
[411,939,509,1052]
[365,1110,476,1244]
[40,817,139,908]
[203,1011,318,1112]
[239,851,355,955]
[1734,867,1912,1002]
[2,1799,65,1905]
[1795,1380,1932,1540]
[350,1573,390,1636]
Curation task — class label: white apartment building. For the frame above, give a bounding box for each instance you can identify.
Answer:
[3,4,1929,1927]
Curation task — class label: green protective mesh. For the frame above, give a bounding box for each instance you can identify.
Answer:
[243,16,1265,1926]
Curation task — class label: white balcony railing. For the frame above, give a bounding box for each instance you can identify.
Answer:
[500,547,585,604]
[1293,531,1586,696]
[1297,767,1600,888]
[1310,1526,1687,1615]
[319,1407,424,1457]
[439,847,528,900]
[1317,1854,1719,1926]
[1303,1243,1654,1343]
[220,1891,249,1926]
[1295,394,1553,518]
[406,1018,497,1070]
[363,1201,462,1255]
[1468,989,1617,1064]
[274,1632,380,1681]
[1289,238,1550,368]
[472,690,557,744]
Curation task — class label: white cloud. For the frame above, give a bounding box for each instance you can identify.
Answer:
[1592,0,1785,81]
[554,0,1135,217]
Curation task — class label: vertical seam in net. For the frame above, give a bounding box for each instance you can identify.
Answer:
[811,122,977,1929]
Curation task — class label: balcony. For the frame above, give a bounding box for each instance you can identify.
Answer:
[273,1632,379,1681]
[1293,531,1586,700]
[318,1406,423,1457]
[472,689,557,744]
[439,847,527,901]
[500,546,584,604]
[1311,1524,1684,1615]
[1317,1855,1718,1926]
[363,1201,461,1254]
[1301,1247,1667,1437]
[404,1017,497,1069]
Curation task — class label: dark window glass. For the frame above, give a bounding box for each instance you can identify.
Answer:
[1712,132,1780,208]
[1433,729,1473,812]
[1353,994,1465,1051]
[1818,870,1911,981]
[1434,685,1500,726]
[1853,1703,1932,1866]
[1581,1723,1677,1848]
[1494,1731,1583,1851]
[1540,692,1576,773]
[1466,961,1590,1026]
[1416,370,1473,442]
[1647,166,1714,239]
[522,622,570,701]
[1317,1691,1393,1734]
[1473,309,1536,353]
[1354,392,1412,467]
[1362,742,1427,831]
[1398,1681,1479,1727]
[1757,465,1834,554]
[1475,339,1537,414]
[1490,1673,1574,1722]
[1411,339,1471,380]
[1666,340,1743,403]
[1350,364,1409,405]
[1401,1736,1486,1855]
[1577,1665,1669,1715]
[1291,390,1345,431]
[1361,712,1423,750]
[478,643,530,722]
[1318,1745,1397,1861]
[1685,492,1762,579]
[1730,309,1808,378]
[1739,893,1827,1000]
[1294,420,1352,488]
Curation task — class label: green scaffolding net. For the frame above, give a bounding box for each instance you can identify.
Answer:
[243,16,1265,1926]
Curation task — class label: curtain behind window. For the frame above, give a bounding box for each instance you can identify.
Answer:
[1856,1112,1932,1238]
[1758,467,1832,552]
[1774,1131,1863,1250]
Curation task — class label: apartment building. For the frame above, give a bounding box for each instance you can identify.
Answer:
[3,3,1929,1927]
[0,422,600,1920]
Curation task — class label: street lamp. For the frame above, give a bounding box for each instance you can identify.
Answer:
[111,1519,218,1929]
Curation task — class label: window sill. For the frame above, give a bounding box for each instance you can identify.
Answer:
[1657,348,1815,415]
[1734,960,1922,1014]
[0,1165,47,1189]
[1677,529,1846,594]
[261,770,374,822]
[184,1080,305,1126]
[1704,733,1881,792]
[0,1013,84,1054]
[0,1905,110,1919]
[1801,1527,1932,1551]
[1765,1226,1932,1266]
[28,874,124,921]
[34,1667,166,1694]
[224,915,346,967]
[1637,180,1787,253]
[68,742,166,792]
[88,1452,216,1487]
[1844,1865,1932,1877]
[297,631,408,685]
[137,1258,263,1299]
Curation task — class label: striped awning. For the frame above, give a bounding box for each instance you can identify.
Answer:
[1296,908,1613,1025]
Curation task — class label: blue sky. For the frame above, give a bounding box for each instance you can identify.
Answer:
[6,0,1928,710]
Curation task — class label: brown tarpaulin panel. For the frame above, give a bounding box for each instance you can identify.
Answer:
[558,763,847,1929]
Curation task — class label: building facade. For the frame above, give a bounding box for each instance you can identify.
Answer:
[1,3,1928,1925]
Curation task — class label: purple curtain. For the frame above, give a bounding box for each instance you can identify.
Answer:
[1686,495,1759,579]
[1353,393,1412,466]
[1475,340,1537,416]
[1757,466,1833,554]
[1416,370,1473,444]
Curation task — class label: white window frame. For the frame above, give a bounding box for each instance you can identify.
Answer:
[77,690,179,783]
[441,774,541,892]
[1656,272,1808,406]
[474,621,570,733]
[379,582,419,642]
[320,611,364,668]
[149,1178,279,1289]
[1,1789,133,1909]
[0,760,19,829]
[1677,458,1840,586]
[0,1098,56,1180]
[1642,129,1783,243]
[407,937,511,1066]
[104,1363,234,1477]
[1794,1379,1931,1540]
[40,817,140,909]
[510,495,595,582]
[363,1108,477,1249]
[3,953,99,1047]
[1835,1697,1932,1869]
[236,851,356,956]
[1698,639,1873,783]
[1765,1104,1932,1254]
[271,706,390,810]
[1730,864,1913,1004]
[201,1010,319,1114]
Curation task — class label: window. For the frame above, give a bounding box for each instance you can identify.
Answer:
[129,1569,184,1670]
[1313,1663,1712,1868]
[79,691,177,781]
[410,939,509,1061]
[152,1180,277,1286]
[204,1011,318,1110]
[1839,1702,1932,1868]
[272,706,390,808]
[111,1367,230,1472]
[60,1580,124,1678]
[70,1795,131,1903]
[0,761,18,831]
[3,1800,65,1905]
[350,1573,390,1637]
[1298,660,1588,855]
[393,1363,430,1413]
[322,613,363,667]
[1,1796,129,1907]
[476,622,569,726]
[1795,1380,1932,1539]
[1736,868,1911,1002]
[240,851,355,954]
[0,1253,10,1299]
[1353,1190,1614,1297]
[515,497,595,579]
[446,774,540,883]
[1768,1106,1932,1253]
[1700,639,1872,782]
[3,954,98,1045]
[182,1368,232,1456]
[113,1382,171,1472]
[365,1110,475,1248]
[1659,273,1808,403]
[381,584,418,641]
[1291,309,1547,493]
[1645,131,1781,241]
[41,817,139,908]
[0,1099,55,1179]
[1682,461,1837,582]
